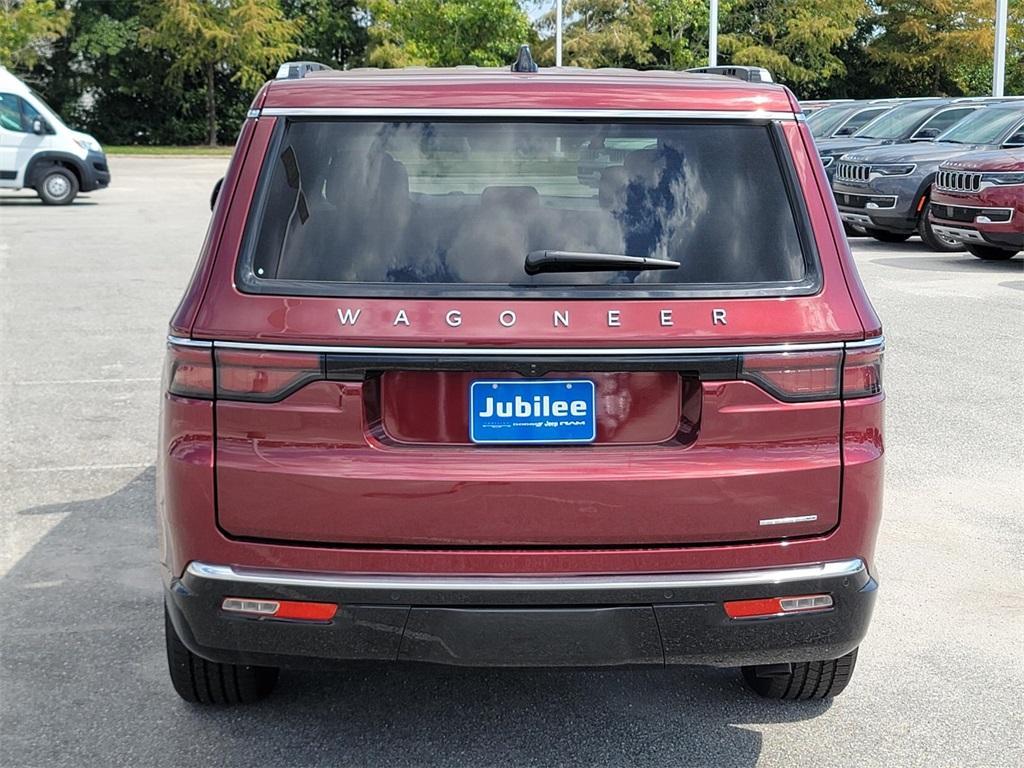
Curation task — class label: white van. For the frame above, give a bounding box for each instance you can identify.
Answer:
[0,67,109,205]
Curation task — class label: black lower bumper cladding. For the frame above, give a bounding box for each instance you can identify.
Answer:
[166,560,877,669]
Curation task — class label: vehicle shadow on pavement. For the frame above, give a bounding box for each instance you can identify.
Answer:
[1,469,831,768]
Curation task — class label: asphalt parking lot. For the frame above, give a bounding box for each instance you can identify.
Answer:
[1,157,1022,768]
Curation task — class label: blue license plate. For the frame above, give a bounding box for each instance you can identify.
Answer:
[469,379,596,445]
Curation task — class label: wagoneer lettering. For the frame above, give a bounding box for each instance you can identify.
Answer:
[160,61,884,706]
[336,305,739,331]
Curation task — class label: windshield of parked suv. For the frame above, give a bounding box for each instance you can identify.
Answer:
[939,107,1024,145]
[808,105,856,138]
[244,120,812,295]
[855,102,942,140]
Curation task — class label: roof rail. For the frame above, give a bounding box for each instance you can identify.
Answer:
[275,61,333,80]
[686,65,774,84]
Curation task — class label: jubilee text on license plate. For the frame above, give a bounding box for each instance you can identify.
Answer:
[469,379,597,445]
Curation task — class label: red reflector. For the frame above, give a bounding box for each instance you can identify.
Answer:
[222,597,337,621]
[273,600,338,621]
[724,594,833,619]
[740,350,842,401]
[842,344,884,398]
[215,349,323,402]
[164,343,214,398]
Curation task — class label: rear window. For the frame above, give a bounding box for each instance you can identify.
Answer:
[239,119,818,298]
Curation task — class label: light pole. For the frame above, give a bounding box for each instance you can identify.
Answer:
[993,0,1007,97]
[556,0,563,68]
[709,0,718,67]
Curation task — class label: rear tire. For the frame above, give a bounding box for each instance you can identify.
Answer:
[742,648,859,700]
[865,228,911,243]
[165,605,279,704]
[918,216,965,252]
[36,166,78,205]
[965,243,1018,261]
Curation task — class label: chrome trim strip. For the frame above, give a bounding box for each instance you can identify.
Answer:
[167,335,213,348]
[931,203,1014,219]
[186,558,865,592]
[845,337,885,350]
[759,515,819,526]
[208,339,848,356]
[840,192,898,211]
[176,336,884,355]
[259,107,797,121]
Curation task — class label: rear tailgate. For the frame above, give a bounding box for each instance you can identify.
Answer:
[213,354,842,546]
[199,109,864,548]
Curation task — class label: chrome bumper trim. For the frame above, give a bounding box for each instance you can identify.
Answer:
[186,558,866,593]
[930,225,985,244]
[840,212,874,227]
[840,193,898,210]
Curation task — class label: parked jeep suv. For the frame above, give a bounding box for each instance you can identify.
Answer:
[929,149,1024,260]
[815,98,983,181]
[160,64,884,705]
[832,101,1024,250]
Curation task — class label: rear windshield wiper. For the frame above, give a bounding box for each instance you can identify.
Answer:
[525,250,680,275]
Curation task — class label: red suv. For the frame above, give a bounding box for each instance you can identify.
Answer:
[159,62,885,705]
[929,148,1024,260]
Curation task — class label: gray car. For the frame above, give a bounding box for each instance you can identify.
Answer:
[832,102,1024,251]
[816,99,985,182]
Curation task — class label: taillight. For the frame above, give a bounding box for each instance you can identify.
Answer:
[164,342,214,399]
[740,350,843,402]
[842,343,884,398]
[215,349,323,402]
[738,343,884,402]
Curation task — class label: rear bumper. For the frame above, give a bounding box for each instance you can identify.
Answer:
[166,558,877,669]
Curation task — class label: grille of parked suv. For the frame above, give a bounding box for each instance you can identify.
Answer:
[835,162,869,183]
[935,170,982,193]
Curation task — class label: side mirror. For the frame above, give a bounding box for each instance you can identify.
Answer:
[913,128,940,141]
[834,125,856,136]
[31,117,45,135]
[210,177,224,211]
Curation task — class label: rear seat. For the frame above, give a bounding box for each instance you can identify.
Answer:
[278,150,411,281]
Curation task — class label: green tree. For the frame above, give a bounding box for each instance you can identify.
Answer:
[366,0,531,68]
[534,0,655,68]
[866,0,1002,96]
[280,0,367,68]
[142,0,299,146]
[0,0,69,69]
[718,0,868,95]
[649,0,728,70]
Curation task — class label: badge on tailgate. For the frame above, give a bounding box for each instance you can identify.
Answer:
[469,380,597,445]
